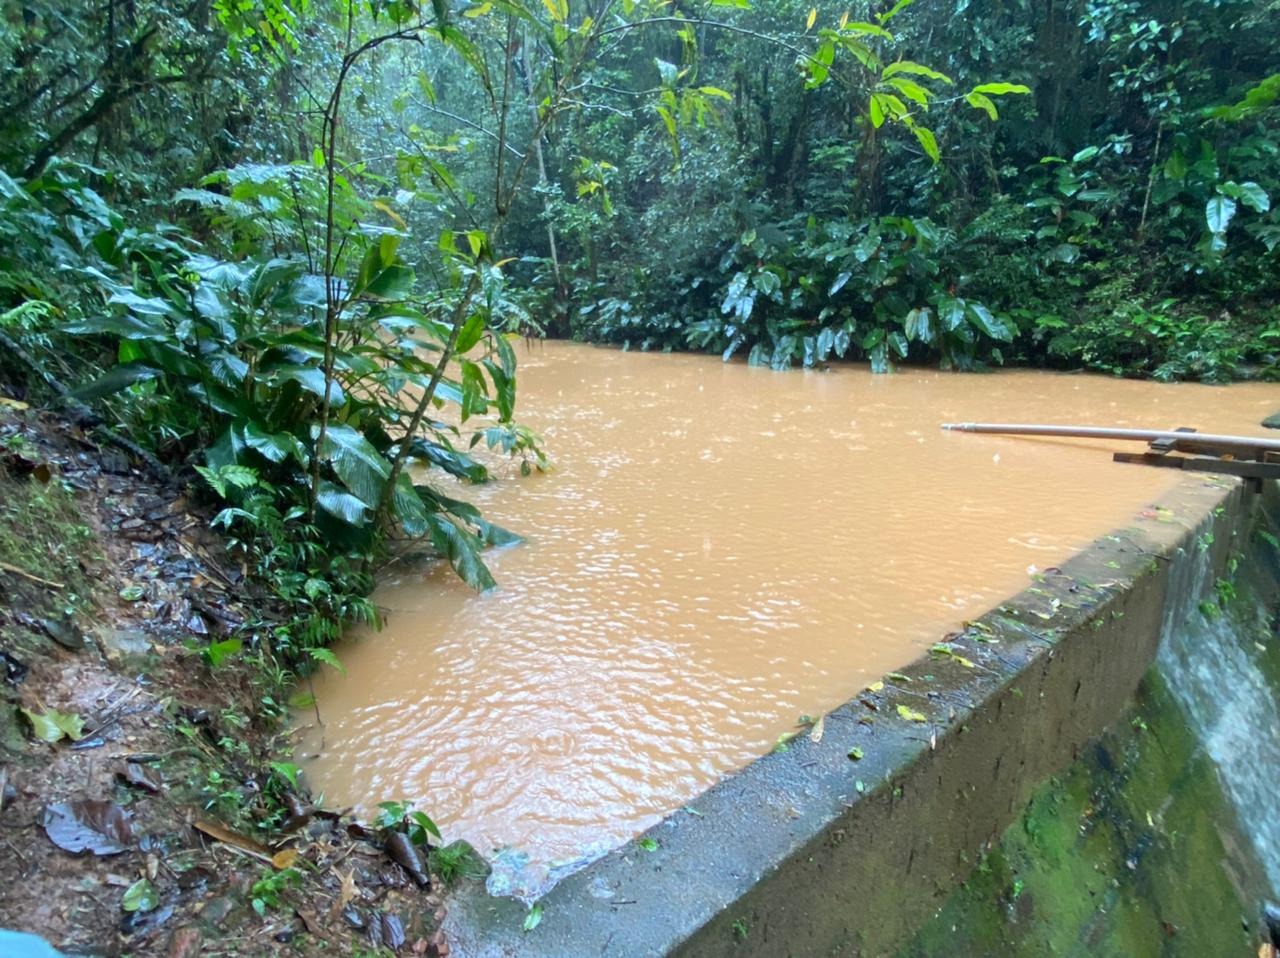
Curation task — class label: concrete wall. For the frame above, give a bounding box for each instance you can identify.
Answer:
[445,476,1261,957]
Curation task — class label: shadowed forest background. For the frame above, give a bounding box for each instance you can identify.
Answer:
[1,0,1277,724]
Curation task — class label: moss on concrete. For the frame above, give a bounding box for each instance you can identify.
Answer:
[899,672,1263,958]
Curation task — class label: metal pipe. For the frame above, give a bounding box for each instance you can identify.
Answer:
[940,422,1280,454]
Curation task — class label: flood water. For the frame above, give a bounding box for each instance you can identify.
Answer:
[298,342,1277,895]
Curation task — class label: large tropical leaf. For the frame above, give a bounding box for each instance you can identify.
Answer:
[243,422,307,465]
[316,481,369,526]
[315,423,390,506]
[425,513,496,592]
[72,362,162,400]
[406,438,489,483]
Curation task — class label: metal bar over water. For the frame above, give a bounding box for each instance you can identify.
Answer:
[941,422,1280,456]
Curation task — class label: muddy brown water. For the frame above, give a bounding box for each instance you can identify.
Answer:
[298,342,1277,895]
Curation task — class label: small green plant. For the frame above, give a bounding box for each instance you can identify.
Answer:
[429,841,488,884]
[249,867,302,916]
[731,918,749,941]
[375,800,442,846]
[200,769,243,815]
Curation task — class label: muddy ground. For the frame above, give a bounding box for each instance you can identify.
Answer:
[0,406,460,957]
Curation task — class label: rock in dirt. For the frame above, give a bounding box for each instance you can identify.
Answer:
[43,799,134,855]
[96,627,151,665]
[167,926,202,958]
[1264,412,1280,430]
[40,616,85,651]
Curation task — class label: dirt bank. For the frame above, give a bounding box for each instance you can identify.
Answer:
[0,405,462,957]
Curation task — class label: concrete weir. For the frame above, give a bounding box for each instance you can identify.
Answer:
[445,475,1269,957]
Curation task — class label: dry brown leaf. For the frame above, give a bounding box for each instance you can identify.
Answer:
[193,818,270,862]
[329,868,359,920]
[271,848,299,870]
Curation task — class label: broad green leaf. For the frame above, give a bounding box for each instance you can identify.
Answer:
[887,77,930,109]
[21,707,85,743]
[806,40,836,89]
[937,296,967,331]
[203,638,242,668]
[122,878,158,913]
[523,903,543,932]
[904,307,933,344]
[877,0,914,23]
[316,482,370,525]
[971,82,1031,96]
[869,95,886,128]
[72,363,162,401]
[965,91,997,120]
[843,20,892,39]
[426,514,496,592]
[243,423,307,466]
[268,365,345,405]
[869,342,890,374]
[1205,195,1237,234]
[409,439,489,483]
[896,704,927,723]
[454,312,487,354]
[911,124,940,162]
[966,302,1014,342]
[882,60,951,83]
[410,810,442,839]
[460,359,489,421]
[540,0,567,22]
[1219,181,1269,213]
[315,423,391,506]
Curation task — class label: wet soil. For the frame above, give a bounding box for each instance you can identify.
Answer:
[0,406,456,956]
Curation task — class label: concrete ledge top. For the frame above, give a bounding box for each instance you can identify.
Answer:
[444,475,1249,958]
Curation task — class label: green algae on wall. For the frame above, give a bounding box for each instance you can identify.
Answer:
[899,672,1266,958]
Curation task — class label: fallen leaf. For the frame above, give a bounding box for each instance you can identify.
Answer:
[638,837,658,852]
[386,831,430,886]
[335,868,359,915]
[523,903,543,933]
[122,763,163,793]
[809,714,825,743]
[122,878,158,913]
[44,799,134,855]
[193,818,270,862]
[294,906,331,942]
[848,747,864,761]
[22,707,85,743]
[896,705,927,723]
[119,585,146,602]
[271,848,299,870]
[381,912,406,951]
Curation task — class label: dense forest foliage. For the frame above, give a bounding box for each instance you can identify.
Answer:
[1,0,1277,648]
